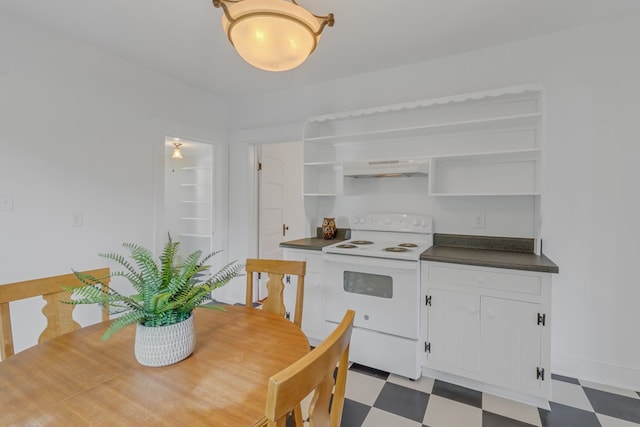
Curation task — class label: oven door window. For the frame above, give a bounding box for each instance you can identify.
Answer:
[343,271,392,299]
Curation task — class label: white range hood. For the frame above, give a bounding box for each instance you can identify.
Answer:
[343,159,429,178]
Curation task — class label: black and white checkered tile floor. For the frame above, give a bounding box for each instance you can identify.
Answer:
[331,363,640,427]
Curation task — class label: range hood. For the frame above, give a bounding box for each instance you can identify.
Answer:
[343,159,429,178]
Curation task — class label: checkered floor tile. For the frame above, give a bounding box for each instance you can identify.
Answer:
[335,364,640,427]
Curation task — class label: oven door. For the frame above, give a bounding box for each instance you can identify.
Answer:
[323,253,420,339]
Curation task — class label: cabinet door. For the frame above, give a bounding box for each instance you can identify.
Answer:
[282,273,299,324]
[283,250,324,341]
[480,296,541,394]
[425,288,480,374]
[300,271,323,340]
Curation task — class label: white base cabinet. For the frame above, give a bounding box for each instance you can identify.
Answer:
[283,249,325,345]
[421,261,552,408]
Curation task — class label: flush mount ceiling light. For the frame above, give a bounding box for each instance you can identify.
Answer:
[212,0,334,72]
[172,143,183,159]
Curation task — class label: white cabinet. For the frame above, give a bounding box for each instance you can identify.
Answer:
[282,249,325,344]
[421,261,552,408]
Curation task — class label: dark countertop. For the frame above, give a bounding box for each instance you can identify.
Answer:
[280,227,350,251]
[280,236,346,251]
[420,234,559,273]
[281,231,559,273]
[420,246,558,273]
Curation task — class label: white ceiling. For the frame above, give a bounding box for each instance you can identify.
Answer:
[2,0,640,100]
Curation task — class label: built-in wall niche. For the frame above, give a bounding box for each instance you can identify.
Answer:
[164,138,214,257]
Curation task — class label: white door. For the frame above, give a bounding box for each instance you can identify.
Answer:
[255,141,304,298]
[479,296,542,394]
[425,287,480,374]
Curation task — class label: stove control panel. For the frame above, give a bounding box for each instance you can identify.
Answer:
[351,213,433,233]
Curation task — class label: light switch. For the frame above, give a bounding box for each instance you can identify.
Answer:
[0,193,13,211]
[472,212,485,229]
[72,212,83,227]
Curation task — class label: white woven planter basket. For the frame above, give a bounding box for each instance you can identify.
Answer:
[134,314,195,367]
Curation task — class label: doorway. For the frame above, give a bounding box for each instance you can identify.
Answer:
[163,137,223,268]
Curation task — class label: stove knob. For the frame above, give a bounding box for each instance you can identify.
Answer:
[413,218,421,226]
[352,217,359,225]
[359,216,367,224]
[384,217,392,225]
[420,219,428,227]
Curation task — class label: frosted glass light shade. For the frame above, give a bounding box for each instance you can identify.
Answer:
[217,0,332,72]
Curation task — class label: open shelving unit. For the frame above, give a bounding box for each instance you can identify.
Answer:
[301,84,546,252]
[428,149,542,196]
[177,166,212,240]
[302,84,544,198]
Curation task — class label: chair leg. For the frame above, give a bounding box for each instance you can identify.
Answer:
[292,403,304,426]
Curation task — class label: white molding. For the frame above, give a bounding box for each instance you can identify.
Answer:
[553,354,640,392]
[307,84,544,124]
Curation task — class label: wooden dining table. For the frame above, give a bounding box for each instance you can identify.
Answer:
[0,305,310,426]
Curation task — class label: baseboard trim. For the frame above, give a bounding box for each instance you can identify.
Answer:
[552,354,640,392]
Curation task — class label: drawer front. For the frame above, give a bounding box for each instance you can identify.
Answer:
[427,264,542,295]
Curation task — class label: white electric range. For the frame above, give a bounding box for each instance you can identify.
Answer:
[322,213,433,379]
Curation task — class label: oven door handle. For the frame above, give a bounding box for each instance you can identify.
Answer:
[323,254,418,270]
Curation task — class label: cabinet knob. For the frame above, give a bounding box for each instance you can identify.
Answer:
[363,314,370,320]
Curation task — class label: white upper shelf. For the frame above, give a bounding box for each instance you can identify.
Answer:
[305,84,543,124]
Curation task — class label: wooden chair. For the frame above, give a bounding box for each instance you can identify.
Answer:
[264,309,355,427]
[0,268,110,360]
[245,258,306,327]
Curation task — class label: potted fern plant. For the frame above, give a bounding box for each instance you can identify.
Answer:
[64,234,243,367]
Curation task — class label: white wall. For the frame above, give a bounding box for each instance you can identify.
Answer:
[0,13,230,353]
[228,15,640,389]
[3,6,640,392]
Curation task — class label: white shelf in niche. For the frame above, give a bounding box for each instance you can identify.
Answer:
[303,161,339,166]
[179,217,210,221]
[428,149,542,196]
[180,166,212,170]
[179,234,211,238]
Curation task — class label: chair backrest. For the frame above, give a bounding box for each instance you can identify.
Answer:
[245,258,306,327]
[0,268,110,360]
[265,309,355,427]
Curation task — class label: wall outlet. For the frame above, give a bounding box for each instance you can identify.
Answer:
[0,193,13,211]
[473,212,485,229]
